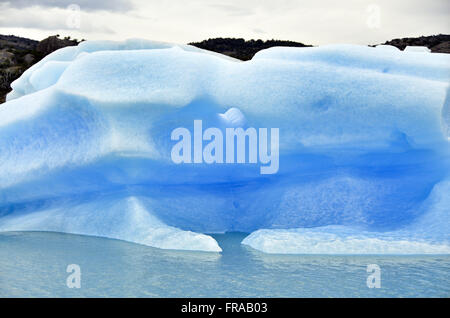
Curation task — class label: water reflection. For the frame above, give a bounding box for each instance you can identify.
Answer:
[0,231,449,297]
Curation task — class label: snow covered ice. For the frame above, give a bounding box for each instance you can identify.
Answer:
[0,39,449,253]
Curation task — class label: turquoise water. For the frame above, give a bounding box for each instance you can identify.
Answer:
[0,231,449,297]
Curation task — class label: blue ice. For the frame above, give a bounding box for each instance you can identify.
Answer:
[0,40,449,253]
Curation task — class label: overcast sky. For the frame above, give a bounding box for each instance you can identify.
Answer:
[0,0,448,45]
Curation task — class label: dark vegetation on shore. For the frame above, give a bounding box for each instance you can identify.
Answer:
[381,34,450,53]
[189,38,312,60]
[0,35,81,103]
[1,34,449,103]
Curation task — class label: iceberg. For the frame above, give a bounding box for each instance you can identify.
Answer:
[0,39,449,253]
[0,194,221,252]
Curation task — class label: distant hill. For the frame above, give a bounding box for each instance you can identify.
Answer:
[381,34,450,53]
[191,35,450,59]
[189,38,312,61]
[1,34,449,103]
[0,34,38,50]
[0,35,80,103]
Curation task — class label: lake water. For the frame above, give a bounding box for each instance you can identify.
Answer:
[0,231,449,297]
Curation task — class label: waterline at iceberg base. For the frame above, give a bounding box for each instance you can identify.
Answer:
[1,232,449,297]
[0,39,449,256]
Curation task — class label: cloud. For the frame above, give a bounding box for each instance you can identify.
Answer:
[208,3,254,17]
[0,6,115,34]
[253,28,266,35]
[0,0,448,45]
[0,0,133,12]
